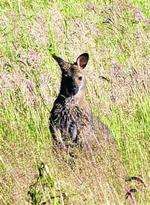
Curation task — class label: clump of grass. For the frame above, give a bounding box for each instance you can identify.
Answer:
[27,162,68,205]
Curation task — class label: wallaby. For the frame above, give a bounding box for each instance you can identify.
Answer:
[49,53,113,151]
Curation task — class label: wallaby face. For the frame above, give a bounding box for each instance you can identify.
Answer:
[52,53,89,97]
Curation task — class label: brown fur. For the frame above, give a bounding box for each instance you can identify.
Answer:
[49,53,113,152]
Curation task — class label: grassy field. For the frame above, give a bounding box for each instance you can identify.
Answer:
[0,0,150,204]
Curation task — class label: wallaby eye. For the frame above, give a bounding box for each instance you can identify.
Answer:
[78,76,82,81]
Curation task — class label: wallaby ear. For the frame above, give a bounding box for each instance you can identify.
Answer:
[52,54,65,68]
[76,53,89,69]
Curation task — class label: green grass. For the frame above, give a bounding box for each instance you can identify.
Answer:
[0,0,150,204]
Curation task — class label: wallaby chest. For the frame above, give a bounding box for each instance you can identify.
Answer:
[50,96,92,144]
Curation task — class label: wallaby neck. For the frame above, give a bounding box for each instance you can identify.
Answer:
[57,90,86,106]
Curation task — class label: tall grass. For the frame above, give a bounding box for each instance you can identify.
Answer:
[0,0,150,204]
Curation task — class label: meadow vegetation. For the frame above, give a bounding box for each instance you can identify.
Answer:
[0,0,150,204]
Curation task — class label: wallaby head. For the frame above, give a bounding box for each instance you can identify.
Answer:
[52,53,89,98]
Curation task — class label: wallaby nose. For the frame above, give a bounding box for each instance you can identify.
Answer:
[70,85,78,95]
[73,85,77,91]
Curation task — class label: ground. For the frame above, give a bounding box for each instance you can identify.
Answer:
[0,0,150,204]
